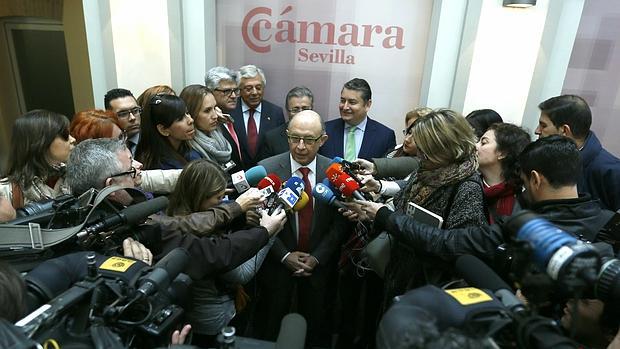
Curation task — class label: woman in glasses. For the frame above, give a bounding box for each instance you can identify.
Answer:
[136,94,202,170]
[180,85,232,168]
[0,110,75,218]
[163,159,286,347]
[69,108,181,194]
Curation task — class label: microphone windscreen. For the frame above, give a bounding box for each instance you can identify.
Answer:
[246,165,268,186]
[325,163,343,181]
[331,156,344,164]
[293,192,309,211]
[283,177,304,196]
[275,313,307,349]
[312,183,335,205]
[333,173,360,196]
[257,174,282,191]
[455,255,512,293]
[122,196,169,225]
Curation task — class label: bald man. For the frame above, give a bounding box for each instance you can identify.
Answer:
[253,110,347,347]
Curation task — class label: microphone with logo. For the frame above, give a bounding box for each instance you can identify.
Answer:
[312,183,347,209]
[325,163,366,200]
[268,177,305,214]
[231,165,268,193]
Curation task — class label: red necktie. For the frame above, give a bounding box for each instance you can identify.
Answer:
[247,108,258,157]
[297,167,314,252]
[226,122,242,161]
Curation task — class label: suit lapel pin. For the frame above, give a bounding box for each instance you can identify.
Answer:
[266,115,271,121]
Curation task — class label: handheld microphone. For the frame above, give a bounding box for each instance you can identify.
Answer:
[331,172,365,201]
[257,174,283,198]
[456,254,525,313]
[231,165,267,193]
[312,183,347,209]
[77,196,169,240]
[332,156,362,171]
[293,191,310,211]
[137,248,190,298]
[275,313,307,349]
[269,177,305,214]
[246,165,268,186]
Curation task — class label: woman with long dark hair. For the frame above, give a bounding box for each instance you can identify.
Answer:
[0,110,75,211]
[135,94,201,169]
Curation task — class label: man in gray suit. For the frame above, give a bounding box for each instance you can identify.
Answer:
[252,110,347,347]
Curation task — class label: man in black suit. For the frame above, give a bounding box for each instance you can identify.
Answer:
[320,78,396,161]
[261,86,314,159]
[253,110,347,347]
[205,66,244,173]
[230,65,286,169]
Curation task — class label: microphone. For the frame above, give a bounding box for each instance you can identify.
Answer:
[332,156,362,171]
[231,165,267,193]
[77,196,169,240]
[275,313,307,349]
[137,248,190,298]
[331,172,365,201]
[312,183,347,209]
[269,177,306,214]
[246,165,268,186]
[257,174,283,198]
[456,255,525,313]
[293,191,309,211]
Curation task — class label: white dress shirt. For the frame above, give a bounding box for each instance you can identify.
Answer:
[241,99,262,134]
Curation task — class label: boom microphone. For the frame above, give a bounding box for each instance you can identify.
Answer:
[137,248,191,298]
[456,254,525,313]
[312,183,347,209]
[275,313,307,349]
[78,196,169,239]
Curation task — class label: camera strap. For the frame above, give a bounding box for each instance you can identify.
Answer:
[0,186,127,250]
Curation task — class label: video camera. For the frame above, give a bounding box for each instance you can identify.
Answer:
[12,248,191,349]
[500,210,620,305]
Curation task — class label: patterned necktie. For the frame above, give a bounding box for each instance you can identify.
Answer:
[247,108,258,157]
[297,167,314,252]
[345,126,357,161]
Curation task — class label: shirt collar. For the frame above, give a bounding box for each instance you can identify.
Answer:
[345,116,368,132]
[290,154,317,175]
[241,99,262,113]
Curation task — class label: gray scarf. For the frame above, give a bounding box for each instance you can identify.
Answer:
[190,128,232,164]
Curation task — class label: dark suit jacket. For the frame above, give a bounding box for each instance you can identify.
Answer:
[231,99,286,169]
[319,116,396,161]
[259,123,289,160]
[258,153,348,265]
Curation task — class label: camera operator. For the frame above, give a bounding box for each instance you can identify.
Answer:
[354,136,620,278]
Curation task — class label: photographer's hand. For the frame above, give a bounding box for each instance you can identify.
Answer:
[235,188,263,212]
[170,324,191,346]
[260,209,287,236]
[123,237,153,265]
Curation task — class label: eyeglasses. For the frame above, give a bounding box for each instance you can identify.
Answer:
[286,131,323,145]
[116,107,142,119]
[214,88,240,97]
[402,128,414,137]
[110,166,138,179]
[288,106,313,114]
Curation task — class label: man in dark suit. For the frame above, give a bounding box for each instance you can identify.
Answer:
[320,78,396,161]
[253,110,347,347]
[261,86,314,159]
[230,65,286,169]
[205,66,244,173]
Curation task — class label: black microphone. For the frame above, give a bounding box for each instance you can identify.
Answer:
[78,196,169,239]
[275,313,307,349]
[137,248,190,298]
[456,255,525,313]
